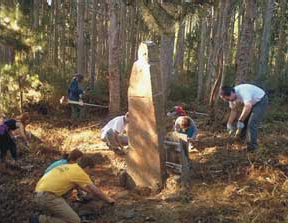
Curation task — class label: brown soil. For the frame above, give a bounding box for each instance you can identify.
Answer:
[1,114,288,223]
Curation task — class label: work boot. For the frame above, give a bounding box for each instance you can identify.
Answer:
[29,213,39,223]
[244,144,257,152]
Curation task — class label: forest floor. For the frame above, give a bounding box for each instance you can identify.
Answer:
[1,107,288,223]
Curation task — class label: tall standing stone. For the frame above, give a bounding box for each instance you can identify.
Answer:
[127,41,166,190]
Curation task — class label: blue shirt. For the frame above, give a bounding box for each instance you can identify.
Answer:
[68,79,83,101]
[178,126,196,139]
[174,116,198,139]
[45,159,68,174]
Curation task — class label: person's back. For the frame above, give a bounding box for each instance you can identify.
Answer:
[44,159,68,174]
[44,149,83,174]
[100,115,125,140]
[36,163,92,197]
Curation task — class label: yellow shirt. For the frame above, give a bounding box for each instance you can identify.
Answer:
[35,163,92,196]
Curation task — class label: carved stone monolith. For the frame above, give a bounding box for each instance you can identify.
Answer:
[127,41,166,191]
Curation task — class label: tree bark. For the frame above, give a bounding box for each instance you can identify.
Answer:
[108,0,121,115]
[160,34,175,99]
[274,0,287,86]
[77,0,85,75]
[33,0,39,30]
[197,15,207,104]
[235,0,256,84]
[89,0,98,90]
[257,0,274,83]
[174,21,185,77]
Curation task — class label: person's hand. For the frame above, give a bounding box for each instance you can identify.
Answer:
[235,121,244,137]
[227,123,235,136]
[236,121,244,129]
[106,197,115,205]
[79,99,84,106]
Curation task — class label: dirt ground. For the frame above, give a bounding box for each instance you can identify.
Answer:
[1,112,288,223]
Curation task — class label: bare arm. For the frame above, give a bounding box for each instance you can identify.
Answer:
[81,184,115,204]
[113,131,123,148]
[16,122,28,143]
[227,109,238,124]
[238,103,252,122]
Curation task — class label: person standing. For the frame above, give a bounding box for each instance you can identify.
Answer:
[30,156,115,223]
[68,74,84,121]
[220,84,268,151]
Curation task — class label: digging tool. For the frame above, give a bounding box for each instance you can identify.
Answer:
[68,99,108,108]
[60,96,108,108]
[184,110,209,116]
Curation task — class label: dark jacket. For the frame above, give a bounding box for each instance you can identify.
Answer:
[68,78,83,101]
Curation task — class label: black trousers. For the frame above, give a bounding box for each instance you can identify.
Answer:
[0,133,17,161]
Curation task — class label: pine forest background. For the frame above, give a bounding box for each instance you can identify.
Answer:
[1,0,288,117]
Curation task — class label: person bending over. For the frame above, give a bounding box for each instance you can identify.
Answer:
[101,112,129,152]
[30,156,115,223]
[44,149,83,174]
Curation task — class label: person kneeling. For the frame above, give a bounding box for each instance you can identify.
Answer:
[100,112,128,154]
[30,156,115,223]
[174,116,198,152]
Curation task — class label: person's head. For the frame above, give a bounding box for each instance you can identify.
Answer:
[16,112,30,126]
[78,156,95,174]
[179,116,192,130]
[220,86,236,102]
[67,149,83,163]
[124,112,129,123]
[74,73,84,83]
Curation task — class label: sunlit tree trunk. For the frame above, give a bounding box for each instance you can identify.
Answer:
[208,0,231,110]
[197,15,207,104]
[89,0,97,90]
[160,34,175,98]
[257,0,274,83]
[274,0,287,86]
[235,0,256,84]
[108,0,121,115]
[77,0,85,75]
[54,0,59,66]
[174,21,185,77]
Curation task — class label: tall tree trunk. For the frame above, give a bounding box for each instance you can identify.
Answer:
[208,0,231,110]
[33,0,39,29]
[257,0,274,83]
[108,0,121,115]
[90,0,97,90]
[160,34,175,99]
[197,15,207,104]
[77,0,85,75]
[235,0,256,84]
[274,0,287,90]
[174,21,185,77]
[54,0,59,66]
[60,1,66,74]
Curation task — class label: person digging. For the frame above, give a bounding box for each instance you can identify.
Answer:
[174,115,198,153]
[100,112,129,155]
[30,156,115,223]
[220,84,268,152]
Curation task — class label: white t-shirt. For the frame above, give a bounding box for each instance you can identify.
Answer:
[101,115,126,140]
[229,84,265,109]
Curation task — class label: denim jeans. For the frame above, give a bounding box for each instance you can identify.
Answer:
[242,95,268,149]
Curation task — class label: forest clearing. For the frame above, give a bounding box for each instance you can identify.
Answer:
[1,107,288,223]
[1,0,288,223]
